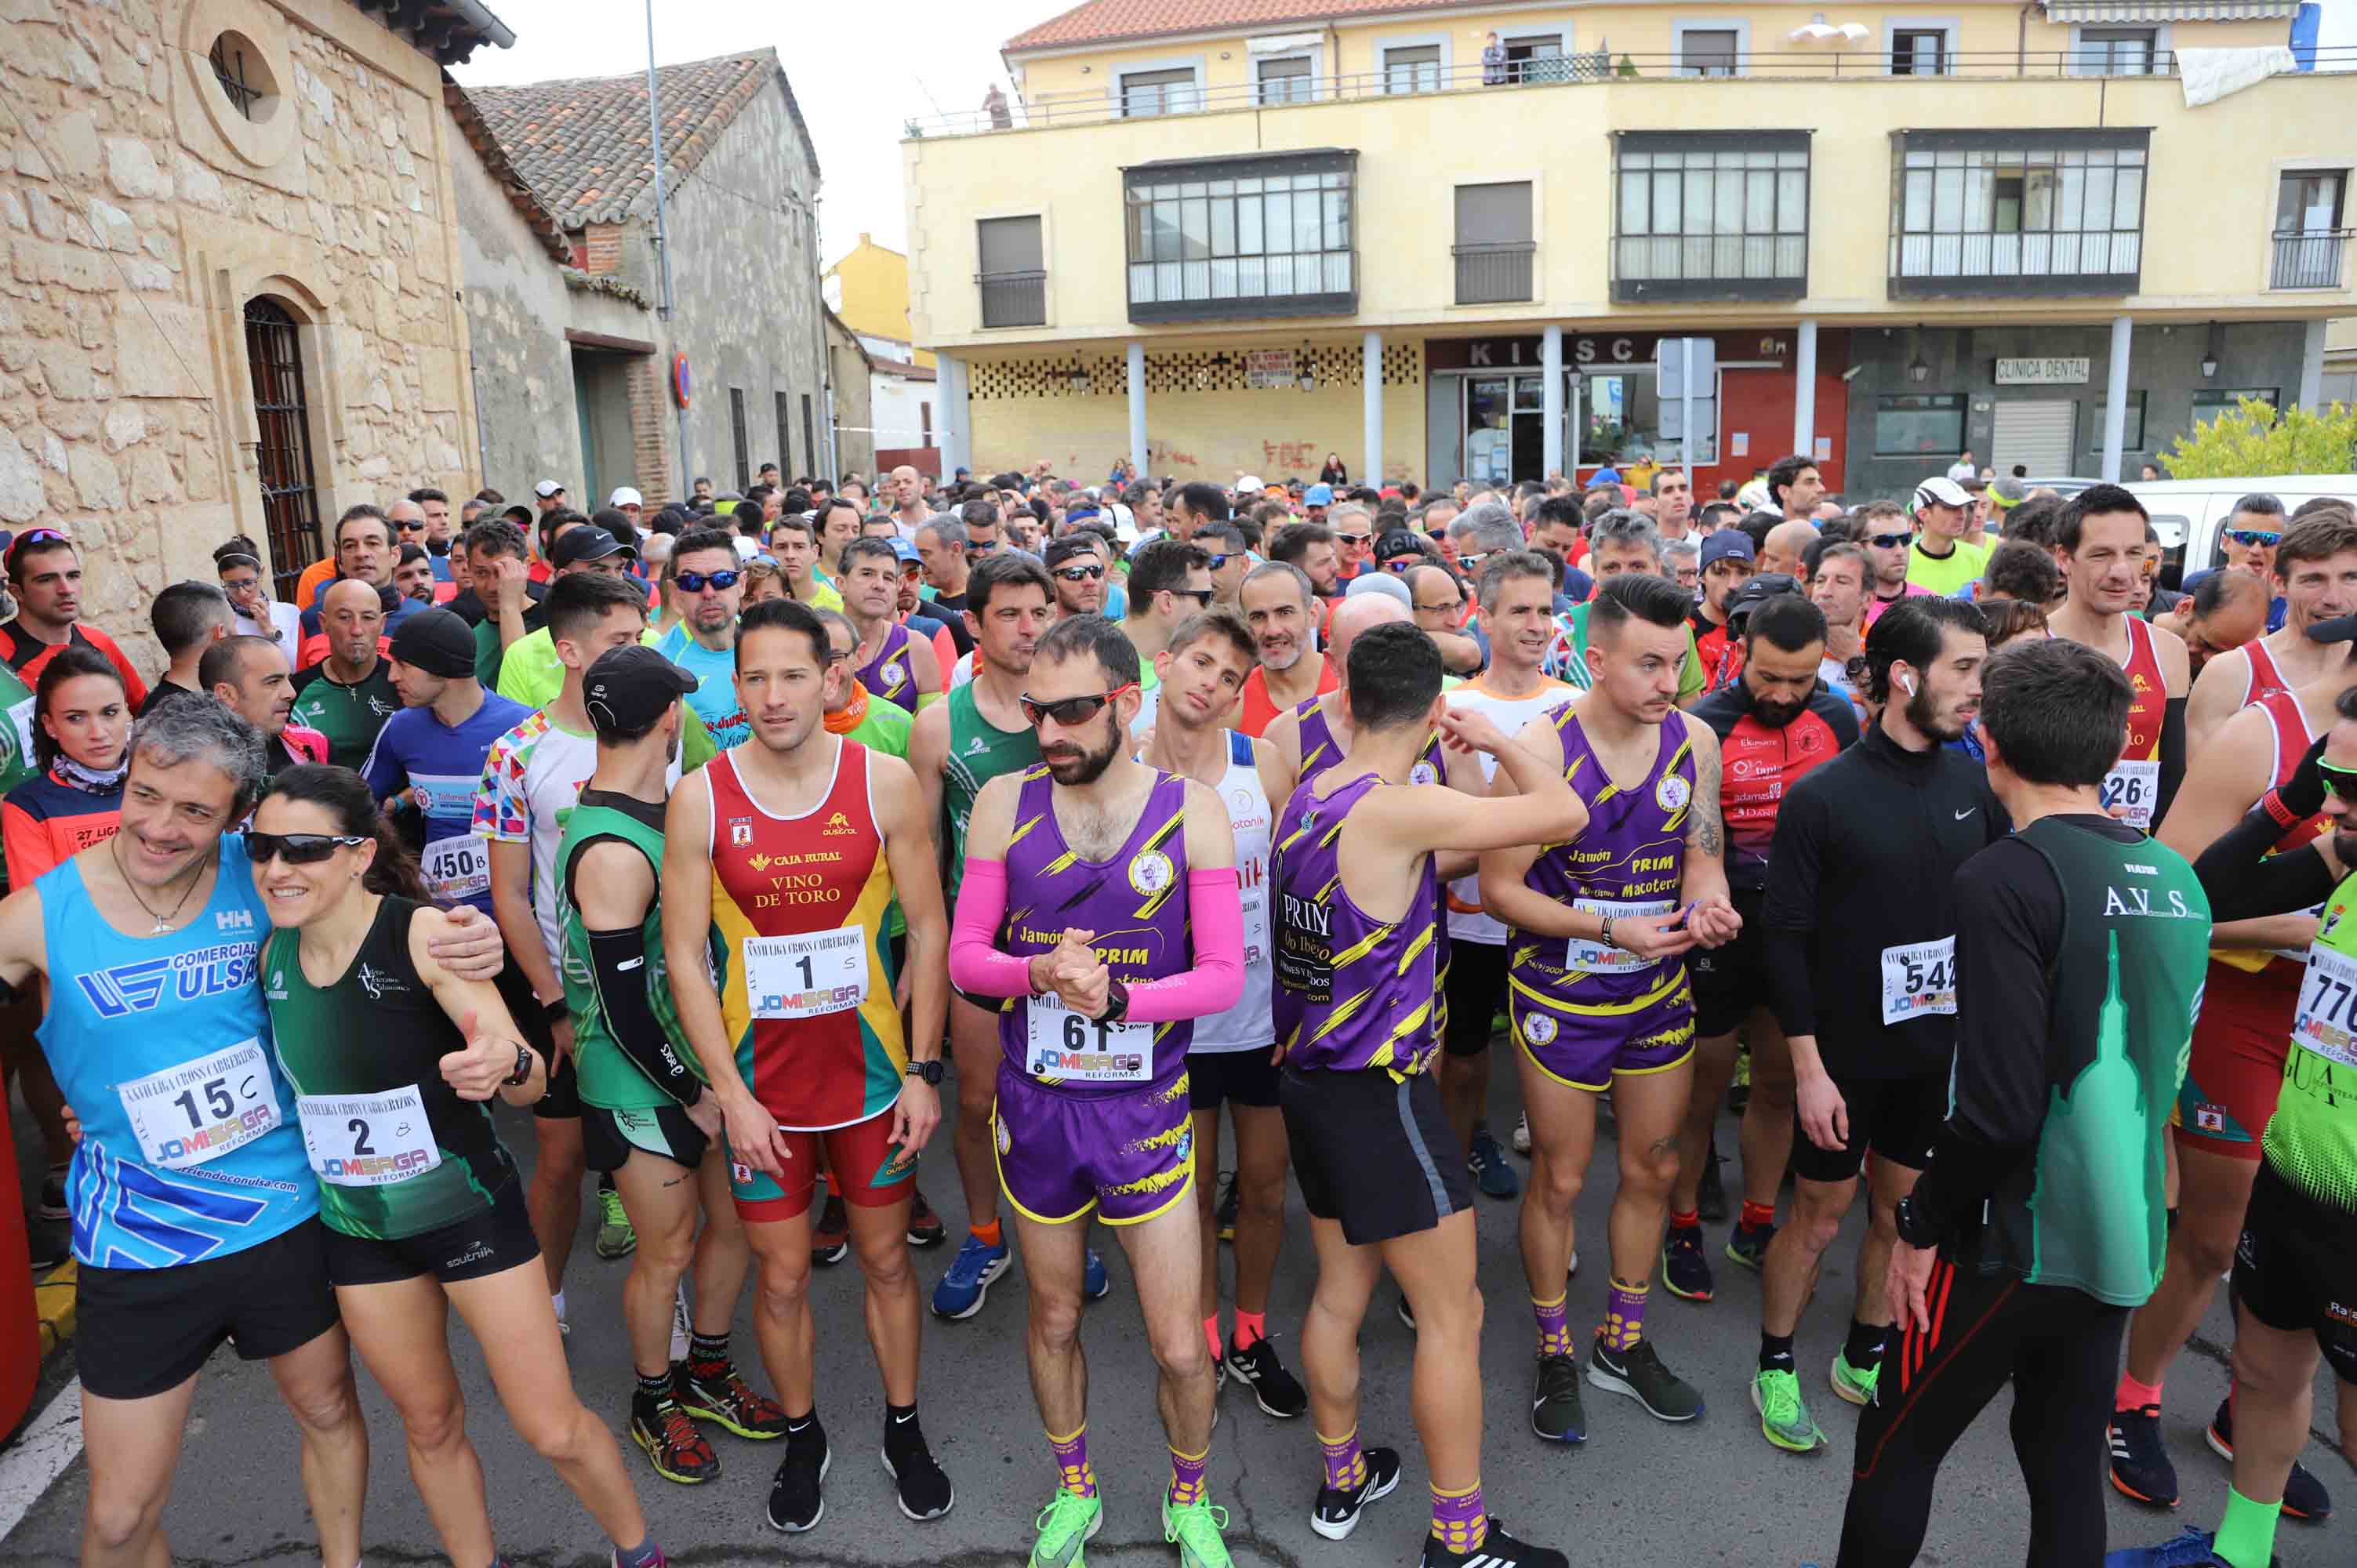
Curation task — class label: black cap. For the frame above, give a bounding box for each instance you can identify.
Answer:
[387,608,477,679]
[551,525,637,572]
[1372,529,1425,565]
[582,645,699,735]
[1725,572,1805,633]
[2307,613,2357,644]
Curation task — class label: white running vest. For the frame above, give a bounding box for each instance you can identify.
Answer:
[1189,731,1275,1053]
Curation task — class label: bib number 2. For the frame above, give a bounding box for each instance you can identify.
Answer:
[297,1085,441,1187]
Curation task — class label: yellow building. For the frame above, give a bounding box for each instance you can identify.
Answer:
[904,0,2355,499]
[827,232,934,368]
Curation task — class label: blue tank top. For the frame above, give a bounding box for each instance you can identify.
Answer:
[37,835,316,1268]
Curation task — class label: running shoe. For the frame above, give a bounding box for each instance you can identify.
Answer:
[2107,1403,2180,1509]
[594,1182,637,1260]
[1215,1170,1239,1242]
[1829,1349,1879,1407]
[36,1165,67,1224]
[2101,1527,2253,1567]
[1418,1519,1570,1568]
[677,1363,791,1440]
[764,1428,830,1534]
[1467,1130,1520,1200]
[1530,1354,1586,1443]
[1587,1337,1705,1422]
[1224,1335,1308,1418]
[1695,1149,1727,1225]
[1661,1223,1714,1302]
[630,1396,721,1484]
[1161,1495,1233,1567]
[930,1232,1011,1319]
[1083,1246,1111,1301]
[906,1187,946,1248]
[1028,1490,1103,1568]
[1724,1218,1774,1272]
[2206,1397,2332,1521]
[609,1550,665,1568]
[1751,1368,1826,1454]
[881,1411,955,1521]
[1511,1112,1531,1156]
[1310,1443,1401,1541]
[812,1193,850,1267]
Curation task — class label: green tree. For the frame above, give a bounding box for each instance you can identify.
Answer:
[2157,397,2357,480]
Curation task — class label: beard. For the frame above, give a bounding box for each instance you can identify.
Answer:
[1752,692,1805,728]
[1905,684,1966,744]
[1043,713,1122,786]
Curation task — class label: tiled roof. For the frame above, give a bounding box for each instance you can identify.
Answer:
[469,49,811,229]
[1006,0,1465,53]
[443,78,569,266]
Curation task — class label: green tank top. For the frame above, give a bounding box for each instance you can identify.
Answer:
[2002,818,2212,1306]
[940,680,1039,903]
[2271,876,2357,1210]
[264,896,516,1239]
[557,795,712,1112]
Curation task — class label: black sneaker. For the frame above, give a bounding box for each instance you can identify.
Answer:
[1530,1353,1585,1443]
[2208,1397,2332,1521]
[1695,1151,1727,1225]
[1418,1519,1570,1568]
[2108,1403,2179,1509]
[765,1427,831,1533]
[1587,1338,1705,1422]
[1225,1335,1308,1418]
[881,1414,955,1521]
[1662,1224,1714,1303]
[36,1165,67,1224]
[1215,1170,1239,1243]
[1724,1219,1774,1272]
[1309,1443,1400,1541]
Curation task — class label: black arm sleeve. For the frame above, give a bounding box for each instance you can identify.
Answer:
[585,925,703,1108]
[2194,800,2339,924]
[1907,841,2062,1237]
[2153,697,2188,829]
[1762,783,1828,1040]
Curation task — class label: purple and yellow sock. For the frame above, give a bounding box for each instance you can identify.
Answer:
[1317,1427,1366,1491]
[1048,1425,1097,1499]
[1600,1278,1648,1352]
[1167,1443,1209,1508]
[1532,1290,1573,1357]
[1429,1480,1487,1553]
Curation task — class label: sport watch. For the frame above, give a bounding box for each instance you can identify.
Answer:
[1102,978,1132,1026]
[905,1058,944,1086]
[505,1044,535,1087]
[1893,1193,1941,1250]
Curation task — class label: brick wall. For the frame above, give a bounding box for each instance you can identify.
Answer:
[626,354,671,503]
[582,223,624,276]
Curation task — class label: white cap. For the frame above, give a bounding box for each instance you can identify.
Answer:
[1345,572,1412,608]
[1912,475,1974,510]
[608,486,643,509]
[1236,474,1265,493]
[534,478,565,499]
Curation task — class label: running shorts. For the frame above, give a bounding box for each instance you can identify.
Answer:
[2174,957,2296,1160]
[2234,1159,2357,1385]
[1440,940,1509,1058]
[583,1102,712,1174]
[994,1063,1194,1226]
[1511,967,1695,1092]
[1689,891,1769,1040]
[1789,1069,1945,1185]
[78,1218,340,1401]
[1279,1064,1472,1247]
[323,1180,540,1289]
[729,1103,915,1223]
[1187,1046,1280,1110]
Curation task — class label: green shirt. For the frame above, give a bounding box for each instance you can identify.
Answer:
[941,681,1039,905]
[1557,601,1706,704]
[1905,536,1989,597]
[289,659,402,771]
[558,795,710,1112]
[2272,879,2357,1210]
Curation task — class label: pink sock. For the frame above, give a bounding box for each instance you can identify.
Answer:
[2115,1372,2164,1412]
[1233,1310,1266,1351]
[1203,1315,1222,1363]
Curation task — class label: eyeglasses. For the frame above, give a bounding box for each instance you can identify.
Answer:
[2226,529,2283,549]
[1415,599,1462,615]
[1053,564,1105,583]
[1020,684,1139,728]
[245,830,369,866]
[2319,761,2357,800]
[676,569,742,592]
[1868,532,1914,550]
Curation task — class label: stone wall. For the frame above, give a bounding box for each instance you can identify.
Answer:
[0,0,479,663]
[824,310,873,481]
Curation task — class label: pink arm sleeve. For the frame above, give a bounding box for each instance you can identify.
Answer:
[1124,869,1244,1023]
[947,858,1033,998]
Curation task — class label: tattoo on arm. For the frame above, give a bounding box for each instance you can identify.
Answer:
[1689,756,1723,859]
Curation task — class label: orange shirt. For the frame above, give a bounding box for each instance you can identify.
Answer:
[1236,655,1338,739]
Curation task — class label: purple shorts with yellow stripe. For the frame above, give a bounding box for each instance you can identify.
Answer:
[993,1062,1195,1226]
[1509,956,1696,1092]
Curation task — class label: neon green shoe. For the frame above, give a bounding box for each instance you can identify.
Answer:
[594,1184,637,1259]
[1830,1348,1880,1407]
[1029,1489,1103,1568]
[1751,1367,1826,1454]
[1162,1495,1233,1567]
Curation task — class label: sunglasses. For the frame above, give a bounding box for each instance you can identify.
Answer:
[676,569,741,592]
[1457,551,1491,572]
[1383,557,1418,574]
[1020,684,1139,728]
[246,830,369,866]
[1166,587,1215,608]
[2226,529,2283,549]
[1337,533,1372,547]
[396,519,424,532]
[1202,554,1232,571]
[1868,532,1914,550]
[2320,761,2357,800]
[1053,564,1106,582]
[968,537,1001,552]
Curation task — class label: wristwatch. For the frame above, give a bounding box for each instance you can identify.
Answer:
[504,1044,535,1087]
[905,1058,944,1085]
[1893,1193,1940,1250]
[1102,978,1132,1026]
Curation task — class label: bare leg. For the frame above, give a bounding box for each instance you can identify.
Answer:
[2228,1306,2319,1506]
[1514,1058,1596,1305]
[2123,1141,2259,1388]
[1112,1195,1218,1454]
[1193,1107,1226,1327]
[78,1375,198,1568]
[1737,1018,1796,1212]
[1603,1063,1692,1290]
[1760,1176,1857,1339]
[1379,1210,1485,1491]
[529,1114,587,1295]
[1671,1029,1741,1217]
[947,996,1001,1232]
[263,1325,369,1568]
[1437,1047,1491,1157]
[846,1192,923,1403]
[338,1276,495,1567]
[1015,1211,1091,1438]
[1857,1155,1920,1330]
[1298,1216,1384,1443]
[743,1209,819,1414]
[1228,1102,1289,1319]
[688,1145,754,1336]
[611,1149,701,1379]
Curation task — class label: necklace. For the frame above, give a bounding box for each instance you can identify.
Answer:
[110,837,212,935]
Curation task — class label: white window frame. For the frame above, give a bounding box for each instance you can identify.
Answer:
[1111,56,1207,118]
[2067,24,2170,76]
[1672,19,1752,78]
[1882,17,1959,76]
[1253,49,1320,105]
[1378,33,1453,95]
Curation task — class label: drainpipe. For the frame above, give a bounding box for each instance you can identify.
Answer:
[2017,1,2037,75]
[645,0,687,498]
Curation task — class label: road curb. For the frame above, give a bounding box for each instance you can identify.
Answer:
[31,1261,74,1358]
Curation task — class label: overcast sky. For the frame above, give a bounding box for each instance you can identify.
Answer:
[452,0,1063,266]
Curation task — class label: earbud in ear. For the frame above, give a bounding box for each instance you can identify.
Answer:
[1899,673,1917,697]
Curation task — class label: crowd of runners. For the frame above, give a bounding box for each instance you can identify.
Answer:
[2,454,2352,1568]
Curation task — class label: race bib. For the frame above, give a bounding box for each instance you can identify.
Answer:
[5,695,33,771]
[420,833,490,903]
[296,1084,441,1187]
[744,928,868,1019]
[1880,936,1958,1025]
[2292,943,2357,1069]
[116,1038,282,1171]
[1025,989,1153,1084]
[1559,898,1674,975]
[2099,759,2160,832]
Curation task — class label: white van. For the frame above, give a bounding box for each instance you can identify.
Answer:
[2126,476,2357,588]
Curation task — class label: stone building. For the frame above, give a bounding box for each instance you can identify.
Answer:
[1,0,509,637]
[823,303,877,481]
[464,50,827,505]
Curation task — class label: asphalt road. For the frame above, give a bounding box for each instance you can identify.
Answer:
[5,1073,2350,1568]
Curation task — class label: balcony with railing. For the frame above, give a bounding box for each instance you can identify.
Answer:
[1452,242,1535,304]
[1887,130,2148,298]
[1613,133,1809,302]
[2271,229,2352,290]
[977,270,1048,328]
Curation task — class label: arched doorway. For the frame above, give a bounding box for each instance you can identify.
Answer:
[243,297,322,597]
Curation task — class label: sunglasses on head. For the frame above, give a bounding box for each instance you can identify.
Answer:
[2319,761,2357,800]
[676,568,741,592]
[1869,532,1914,550]
[1020,684,1139,728]
[1053,564,1105,582]
[2226,529,2283,549]
[246,830,369,866]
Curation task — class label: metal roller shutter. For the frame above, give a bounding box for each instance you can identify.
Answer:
[1992,399,2076,477]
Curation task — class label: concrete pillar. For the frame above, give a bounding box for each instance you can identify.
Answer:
[937,353,971,477]
[2100,315,2133,483]
[1127,342,1148,477]
[2297,318,2327,410]
[1792,318,1818,462]
[1541,325,1564,479]
[1362,331,1384,484]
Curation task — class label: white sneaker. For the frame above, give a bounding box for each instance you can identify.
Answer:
[1511,1112,1531,1156]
